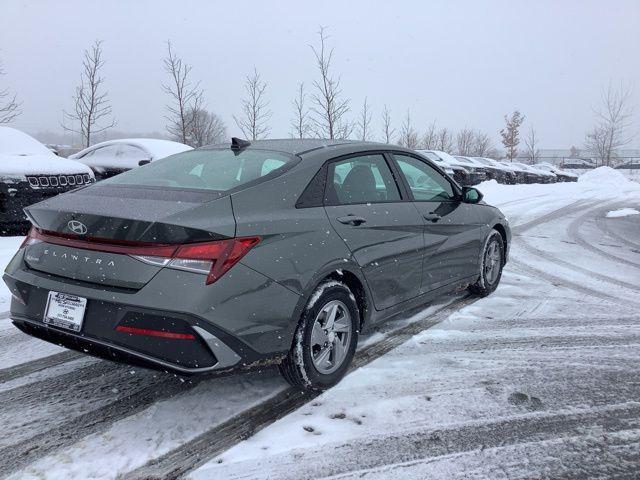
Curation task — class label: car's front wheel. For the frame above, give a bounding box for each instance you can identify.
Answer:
[279,281,359,391]
[469,230,504,297]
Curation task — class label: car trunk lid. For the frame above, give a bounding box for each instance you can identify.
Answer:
[23,184,236,289]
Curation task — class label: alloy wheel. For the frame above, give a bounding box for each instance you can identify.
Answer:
[310,300,352,375]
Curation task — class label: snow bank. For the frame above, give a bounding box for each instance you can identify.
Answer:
[578,166,634,187]
[606,208,639,218]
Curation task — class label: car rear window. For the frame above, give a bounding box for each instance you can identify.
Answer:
[104,148,294,192]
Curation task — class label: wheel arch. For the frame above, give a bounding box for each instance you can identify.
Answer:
[292,263,371,338]
[492,222,508,265]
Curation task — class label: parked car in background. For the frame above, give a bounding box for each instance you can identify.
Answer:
[498,161,530,183]
[512,162,556,183]
[472,157,516,184]
[5,139,510,391]
[416,150,484,186]
[534,163,578,182]
[0,127,95,234]
[418,150,485,185]
[614,160,640,170]
[70,138,192,181]
[455,156,506,183]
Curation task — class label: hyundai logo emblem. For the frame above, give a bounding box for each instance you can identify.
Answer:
[67,220,88,235]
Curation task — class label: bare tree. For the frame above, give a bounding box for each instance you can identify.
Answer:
[569,145,581,157]
[357,97,372,141]
[584,82,634,166]
[381,104,395,144]
[500,110,525,161]
[523,126,540,164]
[421,120,438,149]
[471,131,494,156]
[398,110,419,148]
[186,108,226,147]
[162,40,204,145]
[455,127,476,155]
[435,127,454,152]
[62,40,116,147]
[309,27,351,139]
[290,82,311,139]
[0,59,20,124]
[234,68,272,140]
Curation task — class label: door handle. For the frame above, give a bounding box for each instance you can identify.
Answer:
[423,213,441,222]
[337,215,367,226]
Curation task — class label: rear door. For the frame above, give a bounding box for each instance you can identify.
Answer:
[324,152,424,310]
[390,153,483,292]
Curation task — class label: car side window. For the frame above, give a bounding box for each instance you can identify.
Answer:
[81,145,118,158]
[326,154,401,205]
[393,154,454,202]
[118,144,149,160]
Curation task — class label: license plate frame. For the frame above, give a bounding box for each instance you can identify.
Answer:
[44,291,87,332]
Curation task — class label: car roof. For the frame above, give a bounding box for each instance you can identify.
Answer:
[71,138,192,159]
[201,138,392,156]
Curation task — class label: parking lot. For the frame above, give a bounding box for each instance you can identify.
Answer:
[0,168,637,479]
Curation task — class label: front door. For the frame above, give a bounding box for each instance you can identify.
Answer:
[391,153,484,292]
[324,153,424,310]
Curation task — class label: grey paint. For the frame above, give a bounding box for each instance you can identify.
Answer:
[5,140,511,374]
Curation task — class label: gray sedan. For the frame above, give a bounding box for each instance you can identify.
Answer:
[4,139,510,390]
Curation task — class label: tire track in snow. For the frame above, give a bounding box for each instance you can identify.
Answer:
[517,232,640,293]
[194,403,640,480]
[568,205,640,270]
[595,214,640,251]
[0,350,82,384]
[122,296,478,480]
[509,200,640,306]
[0,362,201,477]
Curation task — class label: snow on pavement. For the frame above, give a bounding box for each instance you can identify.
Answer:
[607,207,640,218]
[190,169,640,479]
[1,167,639,479]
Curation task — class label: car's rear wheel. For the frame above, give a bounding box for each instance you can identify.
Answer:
[279,281,359,391]
[469,230,504,297]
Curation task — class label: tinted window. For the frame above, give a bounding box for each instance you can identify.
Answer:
[393,154,454,201]
[327,154,401,205]
[104,149,293,192]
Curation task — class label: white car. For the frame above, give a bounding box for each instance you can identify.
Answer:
[0,127,95,233]
[70,138,192,181]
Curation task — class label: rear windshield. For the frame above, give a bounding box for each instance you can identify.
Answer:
[104,148,294,192]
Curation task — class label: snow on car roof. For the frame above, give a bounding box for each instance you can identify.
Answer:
[71,138,192,160]
[0,127,93,176]
[0,126,54,156]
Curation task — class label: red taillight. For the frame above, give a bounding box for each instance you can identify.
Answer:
[174,237,261,284]
[115,325,195,340]
[20,227,42,248]
[28,227,260,285]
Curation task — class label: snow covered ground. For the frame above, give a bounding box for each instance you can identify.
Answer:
[1,168,639,479]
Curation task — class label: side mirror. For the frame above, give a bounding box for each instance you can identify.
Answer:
[462,186,483,204]
[138,159,151,166]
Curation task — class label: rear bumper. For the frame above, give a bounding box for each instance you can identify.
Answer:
[3,247,302,374]
[11,315,258,375]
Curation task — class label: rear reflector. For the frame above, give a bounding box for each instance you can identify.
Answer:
[115,325,196,340]
[24,227,261,285]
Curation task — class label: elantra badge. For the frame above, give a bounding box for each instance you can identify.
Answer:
[67,220,88,235]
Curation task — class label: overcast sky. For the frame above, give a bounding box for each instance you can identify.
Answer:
[1,0,639,148]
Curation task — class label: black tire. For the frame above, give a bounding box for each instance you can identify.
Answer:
[469,230,504,297]
[279,281,359,391]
